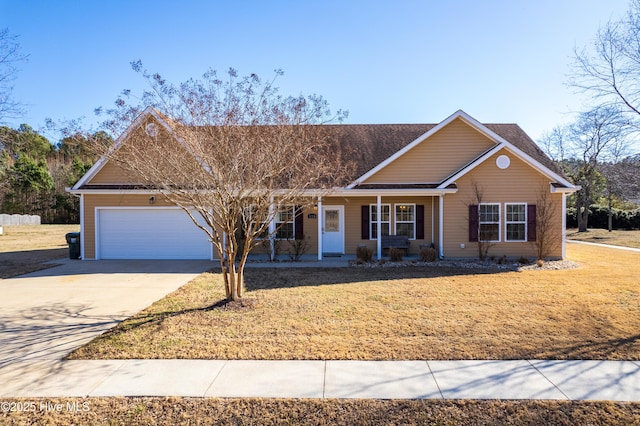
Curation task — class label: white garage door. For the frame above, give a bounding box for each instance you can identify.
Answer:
[97,208,212,260]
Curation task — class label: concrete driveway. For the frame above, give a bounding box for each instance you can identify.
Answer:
[0,258,213,367]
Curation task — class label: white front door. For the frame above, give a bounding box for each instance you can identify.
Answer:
[322,206,344,254]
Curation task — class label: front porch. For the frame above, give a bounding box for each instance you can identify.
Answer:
[241,252,425,268]
[312,191,452,260]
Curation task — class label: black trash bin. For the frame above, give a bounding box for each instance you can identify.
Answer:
[65,232,81,259]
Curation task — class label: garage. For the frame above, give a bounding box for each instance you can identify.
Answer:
[96,208,213,260]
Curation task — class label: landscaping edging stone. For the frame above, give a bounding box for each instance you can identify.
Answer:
[349,259,580,271]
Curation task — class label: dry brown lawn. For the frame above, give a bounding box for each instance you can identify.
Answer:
[70,243,640,361]
[567,228,640,248]
[0,225,80,278]
[1,398,639,426]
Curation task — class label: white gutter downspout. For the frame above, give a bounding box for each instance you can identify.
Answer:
[317,196,323,260]
[431,198,435,246]
[79,194,85,260]
[439,194,444,259]
[269,196,275,261]
[562,193,567,259]
[377,195,382,260]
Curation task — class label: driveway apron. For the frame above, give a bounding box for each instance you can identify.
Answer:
[0,259,212,367]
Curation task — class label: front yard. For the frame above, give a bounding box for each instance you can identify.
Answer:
[3,398,639,426]
[69,242,639,361]
[4,230,639,425]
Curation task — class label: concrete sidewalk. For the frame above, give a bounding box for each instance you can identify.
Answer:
[1,359,639,401]
[567,239,640,252]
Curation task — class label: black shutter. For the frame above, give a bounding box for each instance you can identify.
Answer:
[469,205,479,242]
[294,205,304,240]
[527,204,537,242]
[361,205,370,240]
[416,205,425,239]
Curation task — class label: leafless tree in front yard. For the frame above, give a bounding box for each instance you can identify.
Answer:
[532,185,560,260]
[94,65,350,302]
[467,181,494,261]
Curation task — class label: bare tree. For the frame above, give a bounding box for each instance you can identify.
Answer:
[94,65,349,302]
[539,125,569,165]
[533,186,560,260]
[569,105,628,231]
[467,181,494,261]
[0,28,28,123]
[570,0,640,127]
[599,153,640,230]
[542,106,629,232]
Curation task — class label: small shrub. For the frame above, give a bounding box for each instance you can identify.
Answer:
[496,255,507,265]
[419,247,437,262]
[287,234,310,261]
[389,247,404,262]
[536,259,545,268]
[517,256,530,265]
[356,245,373,262]
[261,238,281,261]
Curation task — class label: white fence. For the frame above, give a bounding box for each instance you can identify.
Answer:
[0,214,41,226]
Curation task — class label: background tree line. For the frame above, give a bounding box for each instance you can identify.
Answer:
[0,125,108,223]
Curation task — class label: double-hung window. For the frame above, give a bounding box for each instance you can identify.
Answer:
[275,205,295,239]
[505,203,527,241]
[369,204,390,239]
[479,203,500,242]
[395,204,416,239]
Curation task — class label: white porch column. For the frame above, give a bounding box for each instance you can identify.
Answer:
[317,196,323,260]
[438,195,444,259]
[431,197,435,246]
[269,196,275,261]
[562,193,567,259]
[80,194,85,260]
[377,195,382,260]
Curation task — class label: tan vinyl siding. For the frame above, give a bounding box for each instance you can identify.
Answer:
[88,161,137,184]
[442,149,564,259]
[87,116,191,186]
[364,118,497,184]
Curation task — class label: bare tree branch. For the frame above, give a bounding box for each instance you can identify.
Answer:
[569,0,640,123]
[0,28,28,123]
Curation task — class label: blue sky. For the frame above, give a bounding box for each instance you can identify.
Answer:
[0,0,632,145]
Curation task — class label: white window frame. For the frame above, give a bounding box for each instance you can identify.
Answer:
[479,203,501,242]
[369,204,390,240]
[275,205,296,240]
[394,203,416,240]
[505,203,527,242]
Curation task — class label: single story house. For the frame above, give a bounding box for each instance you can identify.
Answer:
[69,108,578,261]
